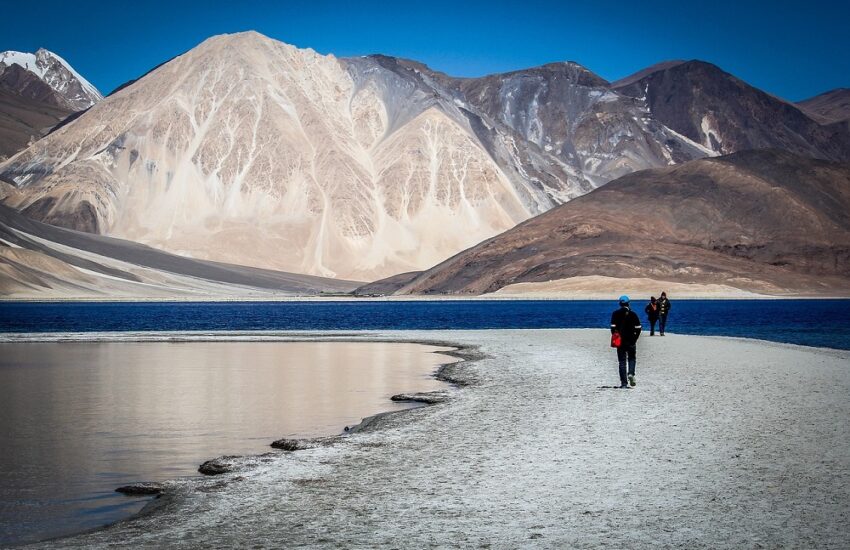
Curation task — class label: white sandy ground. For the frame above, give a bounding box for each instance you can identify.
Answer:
[11,330,850,549]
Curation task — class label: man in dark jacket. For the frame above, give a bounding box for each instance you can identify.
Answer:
[657,292,671,336]
[645,296,659,336]
[610,295,642,388]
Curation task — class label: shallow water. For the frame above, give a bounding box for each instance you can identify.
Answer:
[0,341,454,546]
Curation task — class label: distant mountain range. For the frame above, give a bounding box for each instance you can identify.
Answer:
[0,32,848,297]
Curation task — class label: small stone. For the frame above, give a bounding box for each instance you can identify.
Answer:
[270,438,302,451]
[115,482,164,496]
[198,457,235,476]
[390,391,449,404]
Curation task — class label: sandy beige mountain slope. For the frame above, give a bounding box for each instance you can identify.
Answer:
[0,32,555,281]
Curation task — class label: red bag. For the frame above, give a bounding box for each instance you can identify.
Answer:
[611,331,621,348]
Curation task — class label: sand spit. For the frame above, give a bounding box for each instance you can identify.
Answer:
[20,330,850,549]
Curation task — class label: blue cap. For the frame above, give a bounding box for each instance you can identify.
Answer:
[619,295,630,303]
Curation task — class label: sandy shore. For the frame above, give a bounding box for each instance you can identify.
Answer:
[493,275,850,299]
[20,330,850,548]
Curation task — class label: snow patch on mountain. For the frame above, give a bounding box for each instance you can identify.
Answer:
[0,48,102,110]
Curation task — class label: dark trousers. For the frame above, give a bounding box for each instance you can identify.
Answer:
[649,318,658,335]
[616,344,636,385]
[659,314,668,334]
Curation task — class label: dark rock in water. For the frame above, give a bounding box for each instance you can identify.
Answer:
[270,438,302,451]
[115,482,164,495]
[198,457,236,476]
[391,391,450,404]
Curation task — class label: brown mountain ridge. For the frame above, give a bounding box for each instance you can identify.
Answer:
[385,150,850,296]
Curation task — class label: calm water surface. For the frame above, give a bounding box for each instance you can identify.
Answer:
[1,299,848,349]
[0,341,453,546]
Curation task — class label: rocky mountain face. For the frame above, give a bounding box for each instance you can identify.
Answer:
[0,49,101,160]
[613,61,850,162]
[0,67,73,159]
[797,88,850,125]
[390,150,850,296]
[452,61,713,184]
[0,49,102,111]
[0,32,711,281]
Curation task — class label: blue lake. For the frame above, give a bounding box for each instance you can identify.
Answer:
[1,299,848,350]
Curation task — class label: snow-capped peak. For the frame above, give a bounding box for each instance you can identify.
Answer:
[0,48,102,110]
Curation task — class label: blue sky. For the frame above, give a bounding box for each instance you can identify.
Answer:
[4,0,848,101]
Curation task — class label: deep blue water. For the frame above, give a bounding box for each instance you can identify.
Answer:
[1,300,848,350]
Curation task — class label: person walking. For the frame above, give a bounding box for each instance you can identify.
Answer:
[657,291,672,336]
[610,295,642,388]
[645,296,659,336]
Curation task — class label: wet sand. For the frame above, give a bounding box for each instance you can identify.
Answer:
[11,330,850,549]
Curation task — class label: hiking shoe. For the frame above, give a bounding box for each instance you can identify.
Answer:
[619,383,630,389]
[628,375,636,387]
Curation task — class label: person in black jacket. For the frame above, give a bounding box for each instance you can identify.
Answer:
[657,292,671,336]
[610,295,642,388]
[645,296,659,336]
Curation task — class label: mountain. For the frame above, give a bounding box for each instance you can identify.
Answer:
[612,61,850,162]
[0,49,102,160]
[0,32,711,281]
[0,49,102,111]
[0,204,359,298]
[386,150,850,296]
[797,88,850,125]
[355,56,711,188]
[1,34,847,285]
[609,60,686,89]
[0,67,73,159]
[0,33,551,280]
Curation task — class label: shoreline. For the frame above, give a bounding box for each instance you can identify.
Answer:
[7,336,482,548]
[14,330,850,548]
[2,328,848,354]
[3,294,850,304]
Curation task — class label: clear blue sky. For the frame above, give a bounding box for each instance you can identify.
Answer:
[4,0,848,101]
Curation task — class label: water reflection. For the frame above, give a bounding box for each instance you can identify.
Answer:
[0,341,454,545]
